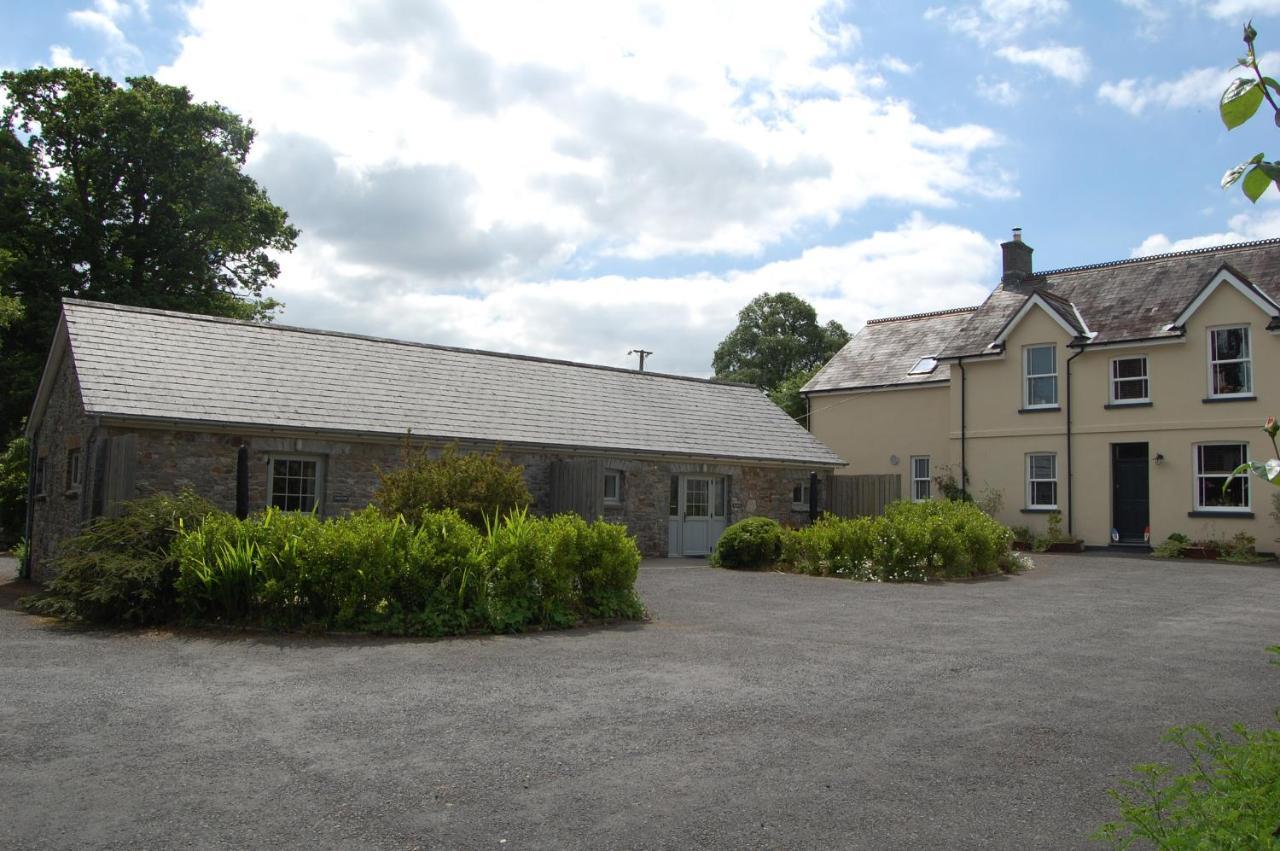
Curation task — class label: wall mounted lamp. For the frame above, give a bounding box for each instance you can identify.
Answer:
[1154,453,1165,465]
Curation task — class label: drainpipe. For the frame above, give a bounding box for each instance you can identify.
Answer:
[957,359,967,498]
[21,435,35,580]
[1065,346,1084,538]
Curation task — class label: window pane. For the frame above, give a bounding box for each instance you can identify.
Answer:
[912,457,929,479]
[1212,327,1247,360]
[1031,481,1056,506]
[1212,362,1251,395]
[914,479,930,500]
[1114,378,1148,400]
[1028,376,1057,406]
[604,473,619,500]
[1199,444,1244,474]
[1027,346,1055,375]
[685,479,709,517]
[669,476,679,516]
[1198,475,1246,508]
[1029,454,1055,479]
[1113,358,1146,379]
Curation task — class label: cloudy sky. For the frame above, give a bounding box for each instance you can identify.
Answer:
[8,0,1280,375]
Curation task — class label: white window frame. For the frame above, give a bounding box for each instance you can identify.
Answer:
[1207,325,1253,398]
[65,448,82,492]
[910,456,931,502]
[1193,443,1251,512]
[1109,355,1150,405]
[1023,344,1059,409]
[791,482,811,511]
[1026,453,1058,510]
[603,469,622,504]
[267,454,325,514]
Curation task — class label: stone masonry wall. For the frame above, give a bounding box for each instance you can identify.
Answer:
[28,356,97,581]
[97,426,822,562]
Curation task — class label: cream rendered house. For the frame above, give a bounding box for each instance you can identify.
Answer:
[804,232,1280,549]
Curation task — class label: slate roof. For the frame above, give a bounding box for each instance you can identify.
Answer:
[802,306,977,393]
[938,237,1280,359]
[49,299,843,467]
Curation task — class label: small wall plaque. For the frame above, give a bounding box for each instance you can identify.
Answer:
[332,494,351,504]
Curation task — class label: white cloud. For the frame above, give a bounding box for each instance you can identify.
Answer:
[48,46,89,69]
[146,1,1011,372]
[66,0,147,74]
[976,76,1020,104]
[1202,0,1280,20]
[995,44,1090,84]
[924,0,1069,46]
[268,214,998,376]
[1131,206,1280,256]
[1098,51,1280,115]
[1119,0,1168,37]
[158,0,1006,268]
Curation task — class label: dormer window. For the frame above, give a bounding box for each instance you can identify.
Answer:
[908,357,938,375]
[1023,344,1058,408]
[1208,326,1252,398]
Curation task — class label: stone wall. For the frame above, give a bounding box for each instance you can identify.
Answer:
[28,356,96,581]
[30,410,823,578]
[94,427,819,562]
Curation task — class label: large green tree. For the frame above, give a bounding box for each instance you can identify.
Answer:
[0,68,298,443]
[712,292,849,405]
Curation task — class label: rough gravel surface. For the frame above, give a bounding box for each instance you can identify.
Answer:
[1,553,1277,850]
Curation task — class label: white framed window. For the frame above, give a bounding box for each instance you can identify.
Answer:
[268,455,323,513]
[65,448,82,492]
[1026,453,1058,509]
[911,456,931,501]
[1109,356,1149,404]
[792,482,811,510]
[1208,326,1252,397]
[1193,443,1250,511]
[1024,345,1058,408]
[603,469,622,504]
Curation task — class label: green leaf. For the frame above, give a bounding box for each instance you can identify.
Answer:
[1222,154,1265,188]
[1243,165,1274,201]
[1257,160,1280,181]
[1221,78,1264,129]
[1264,76,1280,95]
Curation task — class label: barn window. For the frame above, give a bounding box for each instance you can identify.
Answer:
[268,455,324,513]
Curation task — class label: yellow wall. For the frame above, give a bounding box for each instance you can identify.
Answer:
[809,383,950,493]
[814,282,1280,549]
[952,286,1279,546]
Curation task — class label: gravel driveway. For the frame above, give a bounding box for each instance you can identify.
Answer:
[1,553,1277,849]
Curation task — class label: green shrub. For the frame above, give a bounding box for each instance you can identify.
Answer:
[172,505,642,635]
[373,442,531,528]
[22,491,221,624]
[712,517,784,569]
[1095,647,1280,848]
[778,500,1013,582]
[1153,532,1190,559]
[782,515,876,578]
[0,434,29,547]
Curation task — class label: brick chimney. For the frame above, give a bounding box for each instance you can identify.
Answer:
[1001,227,1033,286]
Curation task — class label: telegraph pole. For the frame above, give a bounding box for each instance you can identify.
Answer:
[628,349,653,371]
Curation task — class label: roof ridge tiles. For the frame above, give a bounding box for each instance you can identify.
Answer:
[864,305,980,325]
[1030,236,1280,279]
[61,298,755,390]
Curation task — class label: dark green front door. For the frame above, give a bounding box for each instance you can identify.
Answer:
[1112,443,1149,544]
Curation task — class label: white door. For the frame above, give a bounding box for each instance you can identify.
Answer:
[679,476,727,556]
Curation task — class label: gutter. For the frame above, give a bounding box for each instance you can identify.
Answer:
[1065,346,1084,538]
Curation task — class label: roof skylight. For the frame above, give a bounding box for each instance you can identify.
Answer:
[908,357,938,375]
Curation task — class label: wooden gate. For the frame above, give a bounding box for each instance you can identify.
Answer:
[548,459,604,519]
[825,474,900,518]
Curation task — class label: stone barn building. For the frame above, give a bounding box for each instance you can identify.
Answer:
[24,299,843,580]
